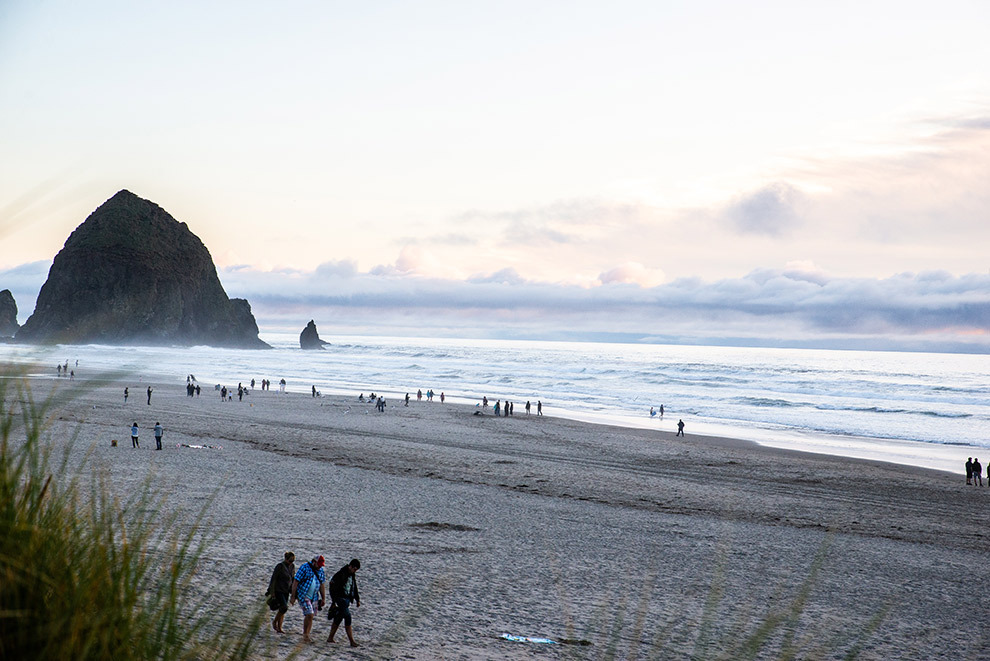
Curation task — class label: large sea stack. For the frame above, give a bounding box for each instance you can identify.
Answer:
[0,289,18,337]
[16,190,269,348]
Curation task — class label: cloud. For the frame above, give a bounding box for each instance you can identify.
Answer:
[723,182,804,236]
[598,262,666,287]
[209,261,990,352]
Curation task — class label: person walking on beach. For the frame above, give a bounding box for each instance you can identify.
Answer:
[146,386,153,405]
[676,419,685,436]
[405,393,410,406]
[326,559,361,647]
[659,404,664,419]
[974,458,983,487]
[525,400,531,414]
[154,422,163,450]
[266,551,295,634]
[290,555,326,643]
[124,387,129,403]
[966,458,974,485]
[537,400,543,416]
[130,422,139,448]
[279,378,286,394]
[494,400,501,417]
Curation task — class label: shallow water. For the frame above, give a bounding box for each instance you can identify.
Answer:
[3,334,986,473]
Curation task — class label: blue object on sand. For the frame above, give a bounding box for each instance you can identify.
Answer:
[501,633,558,644]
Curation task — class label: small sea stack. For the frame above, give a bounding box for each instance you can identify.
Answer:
[0,289,18,337]
[299,319,330,350]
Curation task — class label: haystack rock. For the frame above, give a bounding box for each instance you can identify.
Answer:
[0,289,18,337]
[16,190,269,348]
[299,320,330,350]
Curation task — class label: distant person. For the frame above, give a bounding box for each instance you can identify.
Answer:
[417,389,422,401]
[154,422,163,450]
[494,401,501,417]
[57,364,62,377]
[659,404,664,419]
[146,386,153,405]
[279,378,286,394]
[537,400,542,416]
[266,551,295,634]
[966,458,974,485]
[251,378,255,389]
[326,559,361,647]
[440,392,445,403]
[290,555,326,643]
[405,393,410,406]
[130,422,139,448]
[650,407,656,418]
[195,384,200,397]
[974,458,984,487]
[124,387,129,403]
[69,370,74,380]
[509,401,513,416]
[238,384,244,401]
[676,419,685,436]
[483,396,488,409]
[525,401,531,414]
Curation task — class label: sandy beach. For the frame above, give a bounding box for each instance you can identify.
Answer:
[33,376,990,659]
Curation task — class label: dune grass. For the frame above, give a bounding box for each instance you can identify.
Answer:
[0,365,267,660]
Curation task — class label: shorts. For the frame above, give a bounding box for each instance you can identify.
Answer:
[331,598,353,626]
[299,597,318,616]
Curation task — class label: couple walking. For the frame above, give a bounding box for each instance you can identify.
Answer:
[268,554,362,646]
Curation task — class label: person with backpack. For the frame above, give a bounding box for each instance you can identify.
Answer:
[326,558,361,647]
[290,555,326,643]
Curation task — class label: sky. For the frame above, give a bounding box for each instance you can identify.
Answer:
[1,0,989,351]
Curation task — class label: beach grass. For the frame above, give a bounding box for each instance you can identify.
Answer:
[0,365,267,660]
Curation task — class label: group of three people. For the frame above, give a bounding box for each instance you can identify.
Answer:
[266,552,362,646]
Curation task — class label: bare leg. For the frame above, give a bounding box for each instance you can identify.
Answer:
[327,621,339,643]
[302,614,313,642]
[345,624,359,647]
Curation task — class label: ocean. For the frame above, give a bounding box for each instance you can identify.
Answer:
[3,333,987,474]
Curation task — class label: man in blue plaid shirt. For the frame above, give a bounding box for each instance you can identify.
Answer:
[290,555,326,643]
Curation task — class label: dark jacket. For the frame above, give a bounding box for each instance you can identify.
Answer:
[328,565,359,603]
[267,561,294,596]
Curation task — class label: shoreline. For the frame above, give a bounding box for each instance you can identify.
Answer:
[2,338,982,476]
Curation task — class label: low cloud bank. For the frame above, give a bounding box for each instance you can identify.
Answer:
[3,260,986,352]
[217,263,989,353]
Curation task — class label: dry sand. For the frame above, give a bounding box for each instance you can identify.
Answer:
[36,377,990,659]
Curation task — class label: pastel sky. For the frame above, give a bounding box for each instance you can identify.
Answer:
[2,1,989,350]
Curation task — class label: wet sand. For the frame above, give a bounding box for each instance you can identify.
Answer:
[37,378,990,659]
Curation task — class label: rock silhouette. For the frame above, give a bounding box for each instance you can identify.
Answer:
[16,190,269,348]
[0,289,17,337]
[299,320,330,350]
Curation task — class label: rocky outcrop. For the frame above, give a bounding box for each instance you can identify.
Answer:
[299,320,330,350]
[16,190,270,348]
[0,290,18,337]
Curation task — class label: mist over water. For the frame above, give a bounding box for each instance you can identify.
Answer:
[4,334,986,473]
